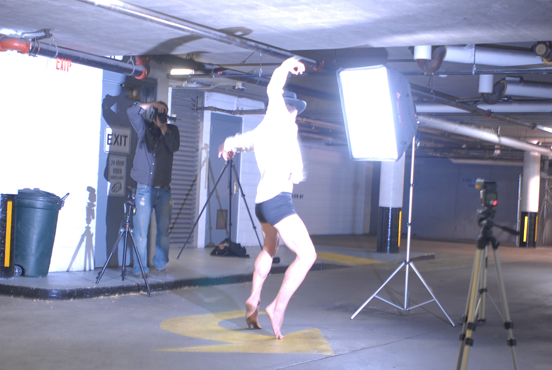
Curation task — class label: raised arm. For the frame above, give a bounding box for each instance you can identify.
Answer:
[266,58,305,109]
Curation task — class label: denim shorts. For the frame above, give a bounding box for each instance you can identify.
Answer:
[255,192,297,226]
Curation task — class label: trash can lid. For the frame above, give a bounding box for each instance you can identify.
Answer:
[18,188,62,202]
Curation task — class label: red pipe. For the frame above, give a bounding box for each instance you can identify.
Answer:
[135,55,151,80]
[0,36,32,54]
[416,46,446,74]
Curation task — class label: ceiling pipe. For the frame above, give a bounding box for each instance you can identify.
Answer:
[501,77,552,99]
[478,74,494,93]
[0,35,31,53]
[412,88,538,130]
[414,46,446,74]
[416,101,552,114]
[76,0,323,71]
[412,44,547,75]
[444,45,544,66]
[481,76,552,104]
[413,45,432,60]
[535,42,552,64]
[417,116,552,157]
[402,67,552,76]
[0,35,149,78]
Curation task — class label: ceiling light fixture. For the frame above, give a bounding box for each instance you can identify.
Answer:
[170,68,195,76]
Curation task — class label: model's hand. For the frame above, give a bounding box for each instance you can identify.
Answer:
[218,143,234,161]
[282,57,305,76]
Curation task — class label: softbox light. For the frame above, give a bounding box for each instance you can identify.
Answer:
[337,65,418,161]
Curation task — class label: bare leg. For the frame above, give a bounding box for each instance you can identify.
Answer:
[245,222,280,329]
[265,214,317,339]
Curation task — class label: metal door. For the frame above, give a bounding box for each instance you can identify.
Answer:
[206,113,242,246]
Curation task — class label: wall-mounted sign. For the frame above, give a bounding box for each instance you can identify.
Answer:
[56,58,72,72]
[107,155,126,197]
[104,127,131,154]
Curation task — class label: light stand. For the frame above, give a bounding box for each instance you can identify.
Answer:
[457,191,518,370]
[96,188,151,297]
[351,137,454,325]
[177,157,278,262]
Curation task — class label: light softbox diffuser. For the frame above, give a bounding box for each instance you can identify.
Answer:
[337,65,418,161]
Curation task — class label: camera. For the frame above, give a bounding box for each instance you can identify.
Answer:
[475,178,498,208]
[152,107,168,124]
[126,186,136,203]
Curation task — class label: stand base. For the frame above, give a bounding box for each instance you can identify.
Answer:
[96,224,151,297]
[351,260,454,326]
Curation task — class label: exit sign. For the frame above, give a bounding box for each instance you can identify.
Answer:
[56,58,72,72]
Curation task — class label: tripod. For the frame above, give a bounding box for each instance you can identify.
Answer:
[177,157,276,262]
[457,206,518,370]
[351,136,454,325]
[96,188,151,297]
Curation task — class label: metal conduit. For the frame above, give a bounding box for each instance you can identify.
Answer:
[0,35,148,78]
[417,116,552,157]
[416,101,552,114]
[412,89,538,130]
[444,45,544,67]
[76,0,322,70]
[32,42,148,78]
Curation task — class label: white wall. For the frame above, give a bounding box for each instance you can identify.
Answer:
[293,143,370,235]
[0,51,102,272]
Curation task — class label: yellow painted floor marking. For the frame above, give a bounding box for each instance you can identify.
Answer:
[316,251,383,266]
[158,310,334,355]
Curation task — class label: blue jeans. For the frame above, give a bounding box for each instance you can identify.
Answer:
[132,184,172,275]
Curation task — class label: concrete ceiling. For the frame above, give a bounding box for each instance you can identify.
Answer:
[4,0,552,160]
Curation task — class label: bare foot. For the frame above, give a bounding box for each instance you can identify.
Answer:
[265,303,284,339]
[245,300,261,329]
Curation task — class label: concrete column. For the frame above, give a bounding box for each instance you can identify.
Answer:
[520,151,541,247]
[377,154,406,253]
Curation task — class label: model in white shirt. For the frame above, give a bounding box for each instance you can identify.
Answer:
[219,58,317,339]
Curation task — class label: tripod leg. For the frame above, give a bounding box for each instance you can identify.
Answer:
[129,231,151,297]
[457,246,485,370]
[121,228,130,281]
[408,262,455,325]
[231,163,263,250]
[492,247,518,370]
[177,160,231,259]
[478,247,489,323]
[351,261,406,319]
[95,228,124,284]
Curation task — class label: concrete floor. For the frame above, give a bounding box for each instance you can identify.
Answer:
[0,235,551,370]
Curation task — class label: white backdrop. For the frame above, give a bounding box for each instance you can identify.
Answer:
[0,51,103,272]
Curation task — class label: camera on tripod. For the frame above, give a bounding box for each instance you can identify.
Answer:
[475,178,498,208]
[126,186,136,203]
[125,187,136,215]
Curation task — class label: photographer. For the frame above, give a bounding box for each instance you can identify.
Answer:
[127,101,180,277]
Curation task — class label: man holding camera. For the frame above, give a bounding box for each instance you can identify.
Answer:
[127,101,180,277]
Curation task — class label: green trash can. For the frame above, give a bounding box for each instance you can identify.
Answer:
[14,189,67,277]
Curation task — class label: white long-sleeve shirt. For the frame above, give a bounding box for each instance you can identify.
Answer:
[223,99,304,204]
